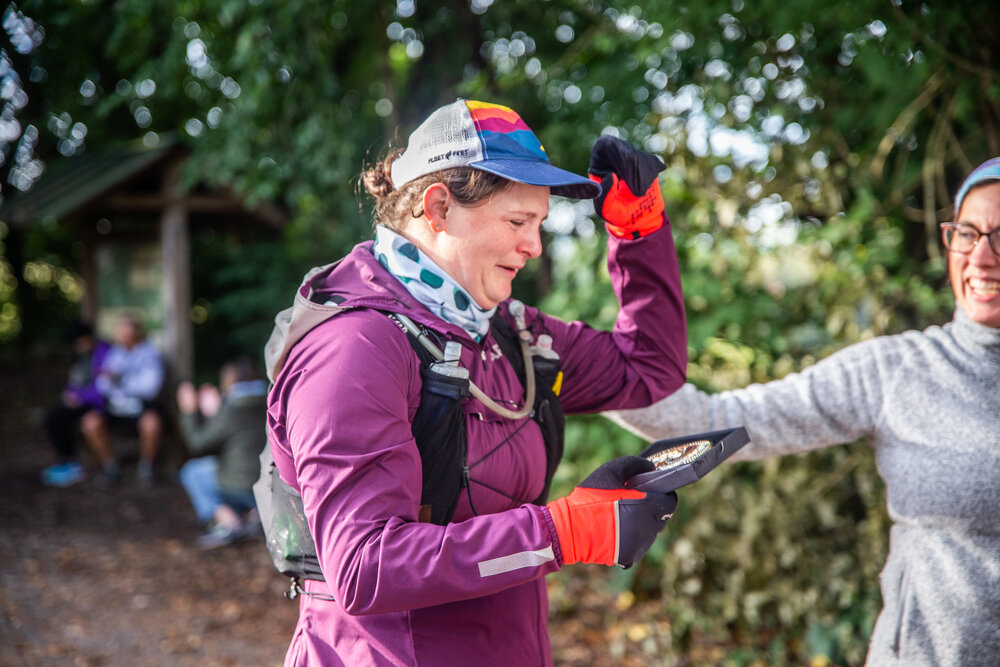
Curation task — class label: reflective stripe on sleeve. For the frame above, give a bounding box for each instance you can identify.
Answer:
[477,546,555,577]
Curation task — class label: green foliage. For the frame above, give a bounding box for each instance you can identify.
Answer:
[541,211,907,662]
[188,226,303,381]
[648,446,888,665]
[0,223,18,343]
[538,205,909,663]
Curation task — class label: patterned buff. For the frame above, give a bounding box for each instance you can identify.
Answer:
[372,225,496,341]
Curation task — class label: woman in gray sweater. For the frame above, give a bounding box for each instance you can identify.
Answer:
[607,157,1000,666]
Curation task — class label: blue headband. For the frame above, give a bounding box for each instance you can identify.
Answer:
[955,157,1000,217]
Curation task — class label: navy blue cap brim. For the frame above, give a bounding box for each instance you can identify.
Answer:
[471,158,601,200]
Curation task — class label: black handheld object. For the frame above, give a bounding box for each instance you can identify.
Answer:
[625,427,750,493]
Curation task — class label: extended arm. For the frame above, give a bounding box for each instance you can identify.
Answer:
[606,339,889,461]
[179,407,237,456]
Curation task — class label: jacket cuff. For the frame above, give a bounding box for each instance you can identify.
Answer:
[539,505,565,567]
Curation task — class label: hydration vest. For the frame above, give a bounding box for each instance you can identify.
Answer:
[253,304,565,594]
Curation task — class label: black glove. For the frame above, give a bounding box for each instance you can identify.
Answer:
[547,456,678,568]
[588,136,668,239]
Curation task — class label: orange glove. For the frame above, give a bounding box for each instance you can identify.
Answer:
[546,456,678,568]
[588,136,668,239]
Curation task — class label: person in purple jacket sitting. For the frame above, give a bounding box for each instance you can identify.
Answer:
[41,319,112,487]
[264,99,688,666]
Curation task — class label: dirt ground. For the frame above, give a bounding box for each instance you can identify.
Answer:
[0,355,298,667]
[0,354,682,667]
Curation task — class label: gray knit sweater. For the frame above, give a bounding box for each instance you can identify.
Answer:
[607,309,1000,666]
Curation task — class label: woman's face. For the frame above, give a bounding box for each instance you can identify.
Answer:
[429,181,548,310]
[950,181,1000,328]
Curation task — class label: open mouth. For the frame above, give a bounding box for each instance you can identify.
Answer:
[968,277,1000,298]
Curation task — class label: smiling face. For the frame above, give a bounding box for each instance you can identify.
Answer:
[949,181,1000,328]
[423,181,548,309]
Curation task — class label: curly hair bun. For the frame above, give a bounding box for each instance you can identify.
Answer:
[363,150,404,199]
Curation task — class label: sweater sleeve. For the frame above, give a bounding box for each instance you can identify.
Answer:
[539,223,687,414]
[179,408,234,457]
[605,337,890,461]
[269,312,561,616]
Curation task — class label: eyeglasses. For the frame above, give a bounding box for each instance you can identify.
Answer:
[939,222,1000,256]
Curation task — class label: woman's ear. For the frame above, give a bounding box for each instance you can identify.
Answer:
[422,183,450,233]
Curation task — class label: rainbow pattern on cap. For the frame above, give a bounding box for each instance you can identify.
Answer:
[466,101,548,162]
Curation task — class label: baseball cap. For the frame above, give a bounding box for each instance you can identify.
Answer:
[390,99,600,200]
[955,157,1000,216]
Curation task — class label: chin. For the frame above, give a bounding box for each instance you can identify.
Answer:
[973,313,1000,328]
[962,303,1000,328]
[484,297,505,310]
[484,287,512,310]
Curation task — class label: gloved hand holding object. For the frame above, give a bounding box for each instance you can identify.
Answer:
[589,136,668,239]
[546,456,678,568]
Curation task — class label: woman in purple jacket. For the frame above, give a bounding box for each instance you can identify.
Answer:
[41,319,112,487]
[265,99,688,666]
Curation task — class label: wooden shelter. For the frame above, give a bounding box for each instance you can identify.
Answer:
[0,137,286,379]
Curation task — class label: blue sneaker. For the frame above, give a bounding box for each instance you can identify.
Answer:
[41,462,86,487]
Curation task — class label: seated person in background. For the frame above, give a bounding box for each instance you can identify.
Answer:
[82,314,165,485]
[177,357,267,549]
[41,319,112,487]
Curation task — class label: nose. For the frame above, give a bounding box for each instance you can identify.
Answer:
[519,225,543,259]
[969,231,999,266]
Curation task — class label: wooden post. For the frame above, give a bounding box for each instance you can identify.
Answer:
[160,158,192,380]
[80,237,97,323]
